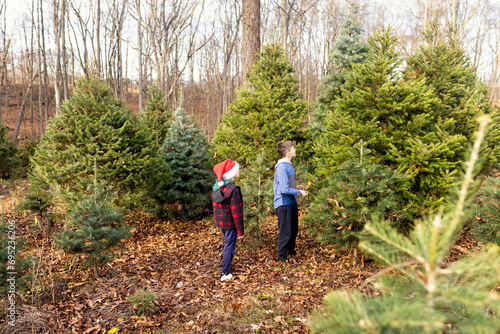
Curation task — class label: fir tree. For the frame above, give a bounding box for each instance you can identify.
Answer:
[159,107,212,219]
[406,32,500,169]
[54,183,130,278]
[28,76,170,212]
[312,3,368,137]
[309,117,500,334]
[314,29,470,221]
[305,140,403,252]
[472,176,500,246]
[140,85,172,149]
[211,43,310,173]
[0,122,19,178]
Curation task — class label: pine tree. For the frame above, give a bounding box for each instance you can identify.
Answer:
[471,176,500,246]
[211,43,310,174]
[305,140,403,251]
[159,107,212,219]
[54,183,131,278]
[28,76,170,212]
[140,85,172,149]
[0,122,19,178]
[405,32,500,169]
[314,29,469,222]
[312,3,368,136]
[309,118,500,334]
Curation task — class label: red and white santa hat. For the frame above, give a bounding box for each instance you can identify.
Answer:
[213,159,239,186]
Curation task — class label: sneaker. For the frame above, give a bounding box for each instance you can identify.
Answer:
[277,256,288,263]
[220,273,233,281]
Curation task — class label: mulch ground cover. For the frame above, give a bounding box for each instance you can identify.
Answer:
[0,181,479,333]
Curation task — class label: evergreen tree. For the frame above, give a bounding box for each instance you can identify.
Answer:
[310,117,500,334]
[305,140,403,251]
[211,43,310,173]
[471,176,500,246]
[312,4,368,136]
[314,29,469,221]
[54,183,130,278]
[0,122,19,178]
[28,76,170,212]
[405,33,500,169]
[159,107,212,219]
[140,85,172,149]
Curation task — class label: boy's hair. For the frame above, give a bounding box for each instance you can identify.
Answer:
[277,140,294,158]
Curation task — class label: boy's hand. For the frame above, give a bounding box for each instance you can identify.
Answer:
[238,235,245,240]
[300,190,308,197]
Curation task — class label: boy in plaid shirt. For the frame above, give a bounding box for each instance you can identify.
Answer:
[212,159,244,281]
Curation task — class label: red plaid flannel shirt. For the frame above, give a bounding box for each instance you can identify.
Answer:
[212,183,244,236]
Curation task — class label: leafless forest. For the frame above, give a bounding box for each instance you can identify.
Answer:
[1,0,499,142]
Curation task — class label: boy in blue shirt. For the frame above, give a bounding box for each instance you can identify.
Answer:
[273,140,308,262]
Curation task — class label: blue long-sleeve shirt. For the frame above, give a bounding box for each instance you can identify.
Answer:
[273,159,301,209]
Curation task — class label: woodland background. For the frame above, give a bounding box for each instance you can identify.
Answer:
[1,0,500,140]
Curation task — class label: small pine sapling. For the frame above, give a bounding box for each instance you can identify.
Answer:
[238,149,274,240]
[127,289,157,317]
[54,183,131,278]
[305,140,403,255]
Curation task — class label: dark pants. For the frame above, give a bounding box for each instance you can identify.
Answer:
[276,204,298,258]
[221,229,237,274]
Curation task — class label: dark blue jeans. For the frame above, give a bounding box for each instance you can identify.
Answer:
[276,204,298,258]
[221,229,237,274]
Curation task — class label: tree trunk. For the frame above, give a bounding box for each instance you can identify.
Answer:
[40,0,50,123]
[137,0,143,113]
[96,0,101,76]
[13,72,38,142]
[452,0,459,41]
[37,0,44,135]
[241,0,260,87]
[53,0,62,114]
[62,0,68,100]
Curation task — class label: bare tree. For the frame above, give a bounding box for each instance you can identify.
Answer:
[136,0,143,112]
[241,0,260,86]
[53,0,65,114]
[96,0,101,76]
[37,0,43,134]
